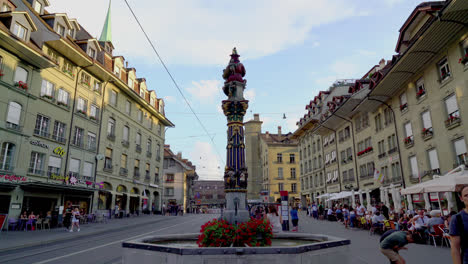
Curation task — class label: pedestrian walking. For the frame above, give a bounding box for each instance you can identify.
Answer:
[162,203,166,216]
[63,204,72,231]
[114,204,119,219]
[290,206,299,232]
[450,185,468,264]
[70,208,81,232]
[312,202,318,220]
[343,204,350,229]
[379,231,416,264]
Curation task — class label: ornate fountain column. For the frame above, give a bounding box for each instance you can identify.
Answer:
[222,48,250,224]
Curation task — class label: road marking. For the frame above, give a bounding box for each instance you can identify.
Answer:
[33,217,204,264]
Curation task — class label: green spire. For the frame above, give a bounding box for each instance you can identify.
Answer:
[99,0,112,42]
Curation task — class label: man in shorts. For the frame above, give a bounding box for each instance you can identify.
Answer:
[380,231,416,264]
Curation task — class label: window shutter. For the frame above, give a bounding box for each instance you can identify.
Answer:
[405,122,413,137]
[70,158,80,173]
[422,111,432,129]
[7,102,21,125]
[445,94,458,115]
[428,149,439,170]
[454,138,467,156]
[48,156,62,168]
[83,162,93,177]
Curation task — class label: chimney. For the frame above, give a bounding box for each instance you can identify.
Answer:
[278,126,282,136]
[126,61,129,68]
[265,131,269,138]
[177,152,182,159]
[379,58,386,69]
[254,114,260,121]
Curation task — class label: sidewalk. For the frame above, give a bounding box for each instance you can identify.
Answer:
[0,214,170,252]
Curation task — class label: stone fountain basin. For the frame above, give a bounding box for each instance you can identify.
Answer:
[122,232,350,264]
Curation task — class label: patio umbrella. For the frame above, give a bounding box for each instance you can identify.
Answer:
[423,166,468,193]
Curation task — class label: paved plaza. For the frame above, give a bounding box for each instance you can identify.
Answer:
[0,212,453,263]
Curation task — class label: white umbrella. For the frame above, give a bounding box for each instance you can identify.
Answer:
[316,193,331,199]
[400,180,433,195]
[423,167,468,193]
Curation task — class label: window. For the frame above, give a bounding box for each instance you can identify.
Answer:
[90,105,99,120]
[409,156,419,180]
[147,139,152,153]
[150,97,155,107]
[427,149,440,173]
[331,151,336,162]
[13,23,27,40]
[291,183,297,193]
[69,158,80,177]
[325,153,330,164]
[391,162,401,180]
[52,121,66,143]
[114,66,120,77]
[156,143,161,161]
[110,90,117,106]
[346,148,352,159]
[93,81,102,93]
[73,127,84,147]
[136,133,141,146]
[414,78,426,99]
[87,132,96,150]
[41,80,55,98]
[137,109,143,122]
[388,134,396,152]
[384,108,393,125]
[56,24,66,36]
[333,170,339,182]
[33,1,43,13]
[80,73,91,87]
[57,88,69,106]
[445,94,459,120]
[125,100,131,115]
[140,89,145,98]
[83,162,93,180]
[107,118,115,136]
[145,163,150,178]
[104,148,113,170]
[421,111,432,132]
[63,60,74,77]
[123,126,129,141]
[121,154,127,169]
[278,183,284,191]
[29,152,44,175]
[87,48,96,58]
[348,169,354,181]
[343,170,348,182]
[134,159,140,177]
[166,174,174,182]
[6,102,21,129]
[277,167,283,179]
[128,79,134,89]
[69,28,75,37]
[277,153,282,163]
[344,126,350,139]
[77,97,87,114]
[367,162,375,177]
[375,114,382,132]
[2,3,11,11]
[0,142,15,171]
[404,122,413,139]
[34,114,50,137]
[14,66,28,84]
[438,58,451,80]
[378,140,385,156]
[290,168,296,179]
[454,138,467,166]
[47,156,61,176]
[165,187,174,196]
[399,93,408,111]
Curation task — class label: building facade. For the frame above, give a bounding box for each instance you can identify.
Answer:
[162,145,197,213]
[0,0,173,225]
[190,180,225,211]
[294,0,468,212]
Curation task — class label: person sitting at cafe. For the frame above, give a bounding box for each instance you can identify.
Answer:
[398,214,410,231]
[372,211,386,229]
[413,209,429,231]
[427,210,444,234]
[28,211,36,220]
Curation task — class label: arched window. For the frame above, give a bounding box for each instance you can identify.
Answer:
[6,101,21,129]
[14,66,28,83]
[0,142,16,171]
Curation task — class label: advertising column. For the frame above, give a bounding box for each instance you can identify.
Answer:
[280,191,289,231]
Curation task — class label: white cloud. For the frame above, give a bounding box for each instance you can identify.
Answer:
[163,95,176,103]
[48,0,361,65]
[186,80,221,102]
[315,60,361,87]
[244,89,256,102]
[188,141,223,180]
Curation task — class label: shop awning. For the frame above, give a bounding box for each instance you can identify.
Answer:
[20,182,97,194]
[316,193,332,199]
[326,191,353,201]
[401,166,468,194]
[0,182,18,192]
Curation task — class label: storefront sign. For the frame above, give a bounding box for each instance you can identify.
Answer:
[11,203,21,209]
[53,147,66,157]
[429,193,440,202]
[0,174,27,182]
[50,174,69,181]
[30,140,49,149]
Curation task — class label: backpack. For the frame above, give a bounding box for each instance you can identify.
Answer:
[456,213,466,259]
[379,229,399,243]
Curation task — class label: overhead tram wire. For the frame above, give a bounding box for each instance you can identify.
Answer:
[123,0,225,164]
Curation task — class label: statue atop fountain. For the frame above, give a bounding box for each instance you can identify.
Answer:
[222,48,250,224]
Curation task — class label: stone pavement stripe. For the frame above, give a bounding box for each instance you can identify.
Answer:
[0,216,168,253]
[33,216,203,264]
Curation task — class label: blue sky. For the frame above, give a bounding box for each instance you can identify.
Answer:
[49,0,435,179]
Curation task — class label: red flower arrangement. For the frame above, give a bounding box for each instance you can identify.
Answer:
[77,109,87,115]
[416,89,425,97]
[459,53,468,64]
[404,136,413,144]
[197,218,273,247]
[0,69,4,77]
[15,81,28,90]
[399,103,407,111]
[357,146,373,157]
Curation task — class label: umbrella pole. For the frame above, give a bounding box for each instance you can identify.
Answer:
[437,193,442,212]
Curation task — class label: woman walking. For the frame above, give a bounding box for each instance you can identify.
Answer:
[343,204,350,229]
[70,208,81,232]
[291,206,299,232]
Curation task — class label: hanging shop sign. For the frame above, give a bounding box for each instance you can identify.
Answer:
[30,140,49,149]
[50,174,69,182]
[0,174,27,183]
[53,147,66,157]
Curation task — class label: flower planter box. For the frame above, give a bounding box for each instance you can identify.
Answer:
[14,81,28,90]
[421,128,433,141]
[399,103,408,112]
[459,54,468,65]
[445,116,461,129]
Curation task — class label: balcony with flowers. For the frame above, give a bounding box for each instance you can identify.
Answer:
[404,135,414,148]
[14,81,28,90]
[421,127,433,141]
[399,103,408,112]
[445,111,461,129]
[357,146,373,158]
[416,88,426,100]
[459,53,468,66]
